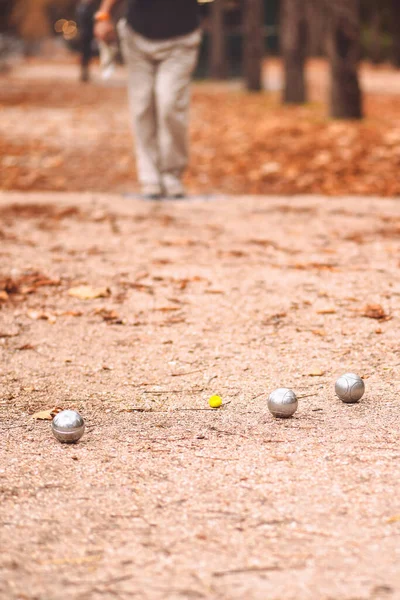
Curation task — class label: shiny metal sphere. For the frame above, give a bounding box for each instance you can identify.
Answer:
[268,388,298,418]
[51,410,85,443]
[335,373,365,403]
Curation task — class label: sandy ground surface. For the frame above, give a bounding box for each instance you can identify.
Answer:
[1,191,400,600]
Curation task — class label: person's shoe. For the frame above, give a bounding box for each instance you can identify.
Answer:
[141,184,162,200]
[143,192,162,200]
[162,173,186,199]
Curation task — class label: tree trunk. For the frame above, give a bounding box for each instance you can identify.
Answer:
[369,8,382,64]
[0,0,14,33]
[210,0,227,79]
[281,0,307,103]
[243,0,264,91]
[326,0,363,119]
[306,0,327,57]
[391,0,400,68]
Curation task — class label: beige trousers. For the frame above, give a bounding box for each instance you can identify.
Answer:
[118,20,201,195]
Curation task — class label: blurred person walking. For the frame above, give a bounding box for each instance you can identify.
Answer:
[77,0,100,82]
[94,0,201,199]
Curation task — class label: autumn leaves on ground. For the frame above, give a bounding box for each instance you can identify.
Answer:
[1,58,400,196]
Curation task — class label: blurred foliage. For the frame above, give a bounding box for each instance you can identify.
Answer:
[0,0,399,63]
[1,0,76,40]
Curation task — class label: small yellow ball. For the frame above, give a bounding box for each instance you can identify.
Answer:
[209,395,222,408]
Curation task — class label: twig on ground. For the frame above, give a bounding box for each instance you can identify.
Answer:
[212,565,281,577]
[142,389,204,394]
[171,369,203,377]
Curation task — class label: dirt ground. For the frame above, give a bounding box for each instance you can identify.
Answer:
[1,58,400,196]
[1,191,400,600]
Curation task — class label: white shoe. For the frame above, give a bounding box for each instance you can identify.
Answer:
[141,184,162,199]
[162,174,186,198]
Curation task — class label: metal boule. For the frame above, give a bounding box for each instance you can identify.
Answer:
[335,373,365,403]
[51,410,85,443]
[268,388,298,418]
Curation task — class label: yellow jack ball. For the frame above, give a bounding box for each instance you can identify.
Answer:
[209,395,222,408]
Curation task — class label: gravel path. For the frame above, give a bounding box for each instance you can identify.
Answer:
[1,192,400,600]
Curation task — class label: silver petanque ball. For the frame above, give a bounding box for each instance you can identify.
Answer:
[51,410,85,443]
[268,388,298,418]
[335,373,365,403]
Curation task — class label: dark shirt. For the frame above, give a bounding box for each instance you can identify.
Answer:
[127,0,199,40]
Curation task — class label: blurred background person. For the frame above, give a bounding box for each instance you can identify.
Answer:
[94,0,201,199]
[76,0,100,82]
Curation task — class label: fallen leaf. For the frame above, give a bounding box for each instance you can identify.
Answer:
[68,285,111,300]
[129,282,154,293]
[0,291,9,301]
[32,406,63,420]
[27,310,56,323]
[92,307,123,324]
[160,317,187,326]
[293,262,338,271]
[263,312,287,325]
[0,329,19,338]
[311,329,326,337]
[17,343,36,350]
[0,272,60,297]
[308,368,326,377]
[361,304,391,321]
[387,515,400,524]
[316,308,337,315]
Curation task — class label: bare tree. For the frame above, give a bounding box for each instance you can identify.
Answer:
[210,0,227,79]
[281,0,308,103]
[391,0,400,67]
[369,4,383,63]
[243,0,264,91]
[325,0,363,119]
[306,0,327,57]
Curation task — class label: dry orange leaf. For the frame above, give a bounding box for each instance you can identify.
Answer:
[68,285,111,300]
[316,308,337,315]
[32,406,63,420]
[17,343,36,350]
[362,304,390,321]
[308,368,326,377]
[93,307,123,324]
[387,515,400,524]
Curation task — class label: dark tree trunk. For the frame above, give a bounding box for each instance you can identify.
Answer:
[326,0,363,119]
[391,0,400,67]
[369,8,383,64]
[243,0,264,91]
[210,0,227,79]
[281,0,308,104]
[307,0,327,57]
[0,0,14,33]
